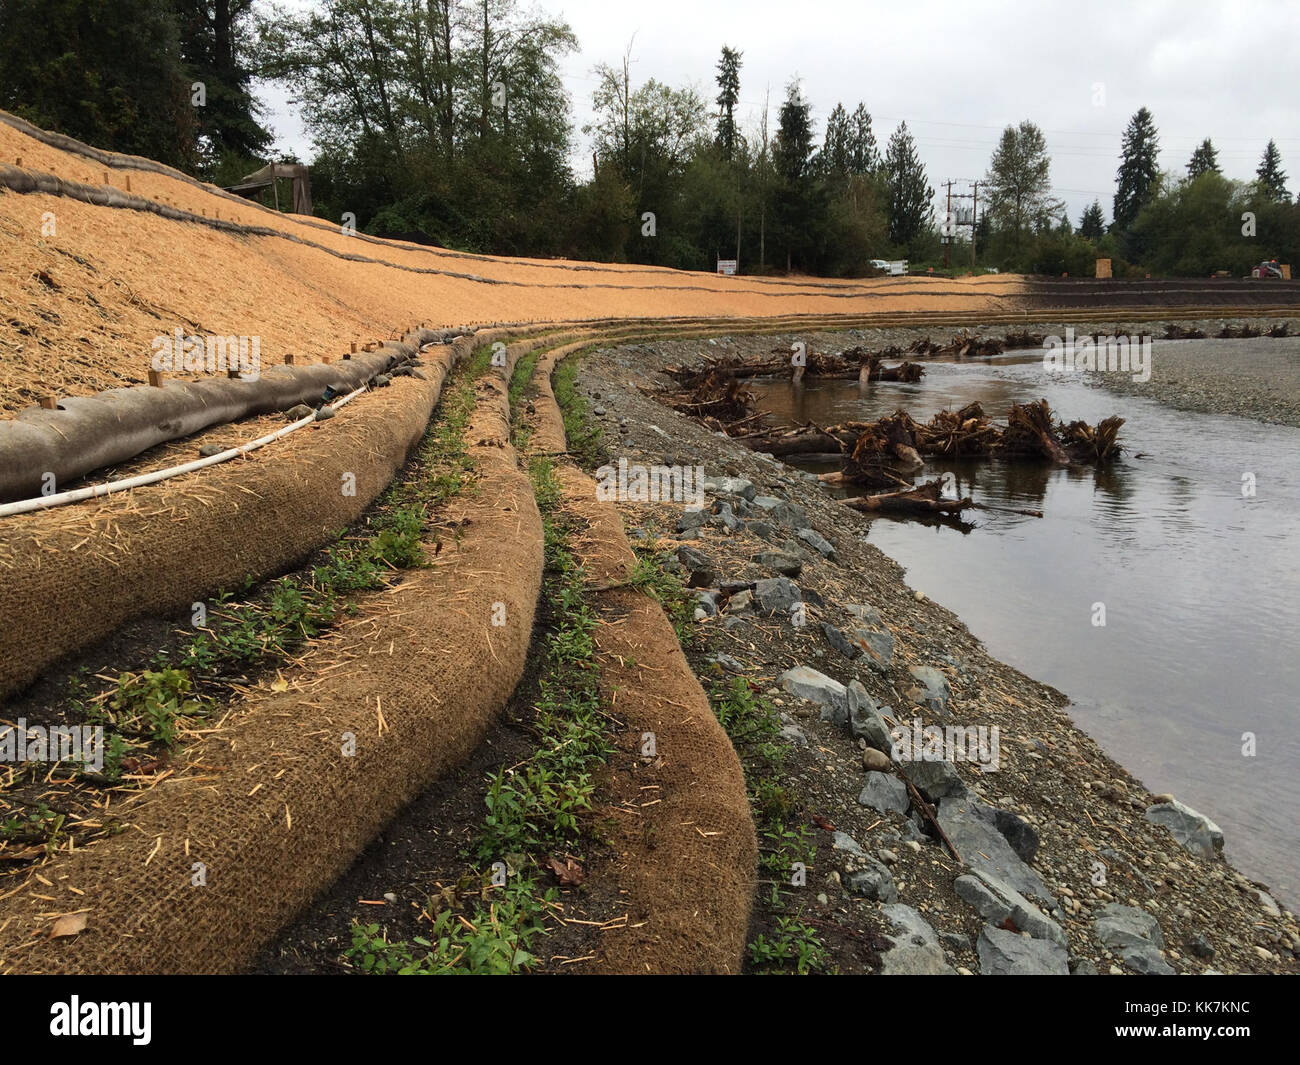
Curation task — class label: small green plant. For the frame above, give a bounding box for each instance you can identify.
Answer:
[108,668,206,747]
[749,917,829,975]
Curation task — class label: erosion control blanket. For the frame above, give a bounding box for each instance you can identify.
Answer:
[0,330,451,703]
[0,337,544,974]
[530,347,757,973]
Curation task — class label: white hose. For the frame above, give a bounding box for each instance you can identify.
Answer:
[0,384,368,519]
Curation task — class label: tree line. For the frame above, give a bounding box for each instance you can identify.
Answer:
[0,0,1294,278]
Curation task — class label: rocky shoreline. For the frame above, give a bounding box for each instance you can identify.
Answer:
[572,330,1299,975]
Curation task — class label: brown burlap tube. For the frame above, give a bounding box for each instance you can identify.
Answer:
[0,339,543,974]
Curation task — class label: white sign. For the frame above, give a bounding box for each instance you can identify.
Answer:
[717,259,737,275]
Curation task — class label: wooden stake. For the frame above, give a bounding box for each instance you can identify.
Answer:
[125,176,131,193]
[284,353,295,365]
[350,341,357,354]
[227,368,241,379]
[148,370,165,388]
[38,396,57,410]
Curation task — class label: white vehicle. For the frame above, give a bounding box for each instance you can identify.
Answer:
[870,259,909,276]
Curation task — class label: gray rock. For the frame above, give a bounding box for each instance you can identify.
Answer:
[372,373,392,387]
[846,858,898,902]
[846,603,883,627]
[779,666,848,723]
[753,577,802,616]
[726,590,753,615]
[708,502,742,532]
[314,405,336,421]
[1071,958,1099,976]
[903,758,968,804]
[708,653,747,674]
[939,930,971,953]
[795,526,837,560]
[831,830,866,857]
[857,774,910,815]
[751,495,807,528]
[1095,903,1165,951]
[851,626,894,672]
[1187,934,1216,959]
[198,443,225,457]
[745,520,777,541]
[976,925,1069,975]
[821,622,858,659]
[756,551,803,577]
[693,590,719,617]
[1144,799,1224,859]
[676,545,716,587]
[779,724,809,747]
[704,476,756,500]
[1122,946,1175,975]
[287,403,314,420]
[992,809,1040,863]
[906,666,951,714]
[954,871,1066,946]
[879,904,956,975]
[938,797,1056,908]
[676,505,706,533]
[848,683,893,752]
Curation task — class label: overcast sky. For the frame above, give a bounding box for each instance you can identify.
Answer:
[258,0,1300,225]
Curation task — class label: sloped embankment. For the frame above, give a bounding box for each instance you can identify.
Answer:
[0,336,544,974]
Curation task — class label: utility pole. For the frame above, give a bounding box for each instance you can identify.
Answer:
[943,180,953,268]
[971,181,978,271]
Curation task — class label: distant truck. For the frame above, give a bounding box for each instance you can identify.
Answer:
[1252,259,1284,279]
[870,258,909,276]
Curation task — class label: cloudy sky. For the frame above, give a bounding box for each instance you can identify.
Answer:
[259,0,1300,225]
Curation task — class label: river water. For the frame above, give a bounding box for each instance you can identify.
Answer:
[748,348,1300,907]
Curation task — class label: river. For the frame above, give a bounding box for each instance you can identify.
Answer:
[748,346,1300,907]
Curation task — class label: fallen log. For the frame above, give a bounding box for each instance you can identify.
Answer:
[841,479,973,515]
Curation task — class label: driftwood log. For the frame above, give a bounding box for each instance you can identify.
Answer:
[841,479,973,515]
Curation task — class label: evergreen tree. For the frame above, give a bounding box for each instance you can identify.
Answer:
[883,121,932,248]
[772,79,817,271]
[173,0,270,173]
[983,120,1062,254]
[848,102,878,174]
[1256,139,1291,203]
[714,45,742,162]
[1078,200,1106,240]
[1187,138,1219,179]
[0,0,195,168]
[821,102,850,175]
[1113,107,1160,233]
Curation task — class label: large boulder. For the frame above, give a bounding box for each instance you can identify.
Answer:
[1144,799,1224,860]
[879,904,955,975]
[977,925,1069,975]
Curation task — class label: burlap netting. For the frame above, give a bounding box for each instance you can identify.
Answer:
[0,331,514,703]
[0,340,543,974]
[528,349,757,974]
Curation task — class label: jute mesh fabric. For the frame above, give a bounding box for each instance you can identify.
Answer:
[0,339,544,973]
